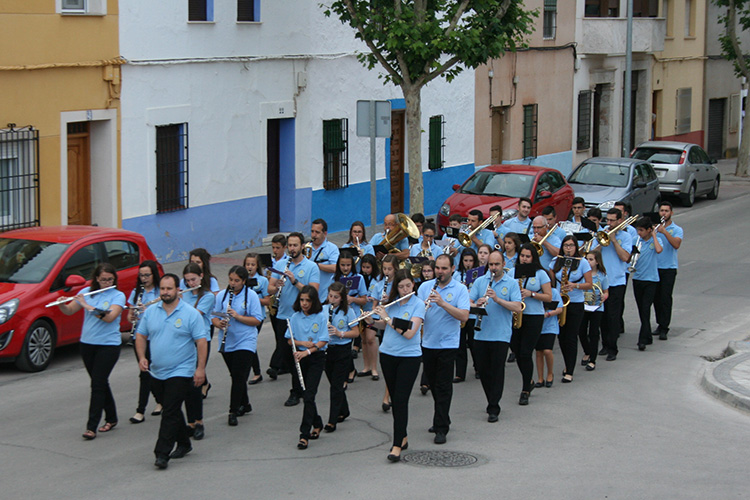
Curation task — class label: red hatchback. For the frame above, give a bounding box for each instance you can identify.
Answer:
[437,164,575,234]
[0,226,162,371]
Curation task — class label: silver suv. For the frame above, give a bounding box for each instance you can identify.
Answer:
[630,141,720,207]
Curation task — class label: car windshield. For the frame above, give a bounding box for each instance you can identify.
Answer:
[459,172,533,198]
[631,148,682,164]
[0,238,69,284]
[568,162,631,188]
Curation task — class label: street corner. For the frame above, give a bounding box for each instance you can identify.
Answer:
[700,340,750,413]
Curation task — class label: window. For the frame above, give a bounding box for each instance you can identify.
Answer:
[663,0,672,36]
[577,91,593,151]
[104,241,140,271]
[51,244,105,291]
[58,0,107,15]
[549,171,566,192]
[684,0,695,37]
[675,88,692,135]
[523,104,538,159]
[543,0,557,39]
[323,119,349,190]
[237,0,259,22]
[428,115,445,170]
[189,0,213,21]
[155,124,189,213]
[0,127,39,232]
[585,0,619,17]
[633,0,659,17]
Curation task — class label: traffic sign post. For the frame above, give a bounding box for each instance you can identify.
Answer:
[357,100,391,229]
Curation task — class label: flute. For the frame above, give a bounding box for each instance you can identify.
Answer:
[218,287,234,354]
[45,285,116,307]
[286,319,307,391]
[348,292,415,327]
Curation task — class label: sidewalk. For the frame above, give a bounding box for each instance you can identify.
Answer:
[701,340,750,413]
[717,157,750,183]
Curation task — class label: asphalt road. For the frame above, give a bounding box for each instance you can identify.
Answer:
[2,173,749,499]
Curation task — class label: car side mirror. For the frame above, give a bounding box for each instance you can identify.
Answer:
[711,158,717,164]
[64,274,86,291]
[537,191,551,200]
[636,180,647,188]
[452,184,460,191]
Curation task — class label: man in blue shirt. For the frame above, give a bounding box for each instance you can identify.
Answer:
[530,216,561,270]
[417,254,470,444]
[136,274,207,470]
[464,209,497,251]
[371,213,410,260]
[501,197,534,236]
[309,218,339,302]
[653,201,682,341]
[631,217,663,350]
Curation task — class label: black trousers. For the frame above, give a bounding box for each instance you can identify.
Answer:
[558,302,584,376]
[579,310,603,363]
[325,343,352,425]
[221,350,254,414]
[510,315,543,393]
[654,268,677,333]
[132,344,159,414]
[269,314,291,372]
[251,319,264,375]
[632,279,657,346]
[473,340,509,415]
[601,284,626,355]
[380,353,421,447]
[421,347,457,435]
[299,351,325,439]
[455,319,476,379]
[150,376,192,459]
[80,343,120,432]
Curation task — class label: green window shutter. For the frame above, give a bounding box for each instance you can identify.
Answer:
[429,115,443,170]
[323,119,344,152]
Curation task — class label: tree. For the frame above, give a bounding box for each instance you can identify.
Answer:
[322,0,536,212]
[716,0,750,176]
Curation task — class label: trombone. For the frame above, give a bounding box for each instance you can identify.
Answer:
[530,223,557,256]
[595,215,639,246]
[458,213,499,248]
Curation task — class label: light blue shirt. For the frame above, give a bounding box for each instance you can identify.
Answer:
[518,269,551,316]
[632,234,664,282]
[379,295,425,357]
[593,231,632,287]
[369,277,393,304]
[504,253,518,271]
[371,232,408,251]
[587,271,609,312]
[309,239,339,302]
[285,310,329,351]
[541,288,562,335]
[80,287,126,346]
[273,257,321,320]
[549,257,591,303]
[128,287,159,308]
[409,242,442,258]
[656,222,682,270]
[184,290,216,340]
[339,272,368,317]
[213,286,263,352]
[136,299,205,380]
[470,271,521,342]
[469,228,496,252]
[247,273,269,320]
[417,278,470,349]
[538,234,562,270]
[325,304,358,346]
[502,216,533,236]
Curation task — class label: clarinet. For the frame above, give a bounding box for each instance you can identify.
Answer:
[272,259,291,313]
[424,279,439,311]
[286,319,307,391]
[127,290,144,346]
[474,270,495,332]
[219,287,234,354]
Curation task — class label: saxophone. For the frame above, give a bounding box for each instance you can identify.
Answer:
[512,278,526,329]
[559,259,572,327]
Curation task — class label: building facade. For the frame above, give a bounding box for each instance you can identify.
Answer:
[0,0,121,232]
[119,1,475,262]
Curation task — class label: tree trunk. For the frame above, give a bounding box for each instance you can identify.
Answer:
[738,96,750,177]
[403,84,424,213]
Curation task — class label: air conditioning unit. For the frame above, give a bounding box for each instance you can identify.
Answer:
[59,0,107,16]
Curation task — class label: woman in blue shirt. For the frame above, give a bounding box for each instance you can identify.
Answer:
[366,269,424,462]
[323,282,359,433]
[127,260,161,424]
[244,253,272,385]
[285,285,329,450]
[349,253,379,380]
[512,243,552,406]
[535,288,563,388]
[503,232,522,271]
[211,266,263,427]
[579,249,609,371]
[58,263,126,440]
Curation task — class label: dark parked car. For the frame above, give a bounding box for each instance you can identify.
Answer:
[0,226,162,371]
[631,141,720,207]
[437,164,575,234]
[567,157,661,215]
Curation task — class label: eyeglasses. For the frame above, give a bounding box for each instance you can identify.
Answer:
[563,243,576,247]
[98,277,115,282]
[139,273,152,278]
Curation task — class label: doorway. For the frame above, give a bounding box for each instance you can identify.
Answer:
[707,98,726,160]
[490,107,509,164]
[67,122,91,225]
[267,119,280,234]
[390,109,405,214]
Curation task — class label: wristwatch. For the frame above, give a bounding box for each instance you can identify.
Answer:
[531,292,535,298]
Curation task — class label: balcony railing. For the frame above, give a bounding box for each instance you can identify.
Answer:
[580,17,666,55]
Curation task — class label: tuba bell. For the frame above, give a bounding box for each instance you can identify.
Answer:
[382,213,420,253]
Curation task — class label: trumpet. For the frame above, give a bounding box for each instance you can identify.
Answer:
[627,239,643,273]
[353,236,362,265]
[458,213,500,248]
[595,215,640,246]
[347,292,415,327]
[46,285,116,307]
[530,223,558,256]
[302,241,314,259]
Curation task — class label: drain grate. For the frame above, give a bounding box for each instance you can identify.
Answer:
[402,450,479,467]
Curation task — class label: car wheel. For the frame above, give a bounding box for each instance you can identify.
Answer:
[707,178,720,200]
[681,183,696,207]
[15,320,56,372]
[652,200,660,213]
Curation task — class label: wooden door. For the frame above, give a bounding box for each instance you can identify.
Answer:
[491,107,507,164]
[390,110,405,214]
[67,124,91,226]
[267,119,280,234]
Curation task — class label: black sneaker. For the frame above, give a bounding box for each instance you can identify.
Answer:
[434,432,447,444]
[519,392,529,406]
[606,353,617,361]
[228,413,238,426]
[237,404,252,416]
[487,414,499,423]
[169,445,192,459]
[193,424,205,440]
[154,455,169,469]
[266,368,278,380]
[507,353,516,363]
[284,394,301,407]
[599,347,609,356]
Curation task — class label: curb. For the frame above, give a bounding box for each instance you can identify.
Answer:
[700,341,750,413]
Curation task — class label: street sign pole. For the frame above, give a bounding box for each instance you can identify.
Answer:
[357,100,391,232]
[369,101,377,229]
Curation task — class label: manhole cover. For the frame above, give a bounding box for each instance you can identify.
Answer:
[402,450,479,467]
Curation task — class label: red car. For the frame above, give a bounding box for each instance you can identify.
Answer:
[0,226,163,371]
[437,164,575,234]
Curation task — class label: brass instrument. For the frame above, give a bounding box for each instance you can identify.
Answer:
[558,259,572,327]
[595,215,639,246]
[627,239,643,273]
[285,319,307,391]
[382,213,420,253]
[46,285,116,307]
[353,236,362,265]
[580,237,594,257]
[302,241,314,259]
[512,278,526,329]
[530,223,557,256]
[458,213,500,248]
[584,283,603,307]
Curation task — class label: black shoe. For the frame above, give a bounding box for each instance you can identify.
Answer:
[129,413,145,424]
[561,375,572,383]
[474,372,481,379]
[585,362,596,372]
[519,392,529,406]
[420,385,429,395]
[535,381,544,388]
[488,413,499,423]
[387,451,402,462]
[638,343,646,351]
[154,455,169,469]
[237,404,252,416]
[337,412,350,423]
[248,375,263,385]
[169,445,192,459]
[357,370,372,377]
[581,357,590,366]
[599,347,609,356]
[284,394,301,407]
[186,425,195,437]
[659,332,668,341]
[351,349,359,359]
[382,402,391,412]
[193,424,205,440]
[606,353,617,361]
[201,383,211,399]
[545,378,553,388]
[228,414,238,426]
[324,423,336,433]
[428,426,436,433]
[277,368,290,375]
[453,377,464,384]
[507,353,516,363]
[434,432,447,444]
[266,368,278,380]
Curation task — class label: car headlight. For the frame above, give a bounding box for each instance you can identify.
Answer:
[0,298,19,325]
[440,203,451,217]
[597,200,616,211]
